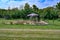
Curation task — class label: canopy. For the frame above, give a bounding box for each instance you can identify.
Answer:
[27,13,38,17]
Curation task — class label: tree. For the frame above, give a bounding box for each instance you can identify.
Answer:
[24,3,30,10]
[43,7,59,24]
[32,5,39,12]
[43,7,53,20]
[24,3,33,19]
[56,2,60,19]
[56,2,60,10]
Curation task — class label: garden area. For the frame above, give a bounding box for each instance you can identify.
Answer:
[0,18,60,29]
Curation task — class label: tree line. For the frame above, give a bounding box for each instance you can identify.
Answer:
[0,2,60,20]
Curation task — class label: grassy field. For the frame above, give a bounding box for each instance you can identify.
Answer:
[0,19,60,40]
[0,19,60,29]
[0,29,60,40]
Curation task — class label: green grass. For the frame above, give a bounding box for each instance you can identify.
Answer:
[0,37,60,40]
[0,19,60,29]
[0,19,60,40]
[0,24,60,29]
[0,29,60,40]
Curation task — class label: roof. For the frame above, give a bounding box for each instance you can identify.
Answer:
[27,13,38,17]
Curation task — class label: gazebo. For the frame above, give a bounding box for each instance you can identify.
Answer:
[27,13,40,22]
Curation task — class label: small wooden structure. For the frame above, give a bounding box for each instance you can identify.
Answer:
[27,13,40,22]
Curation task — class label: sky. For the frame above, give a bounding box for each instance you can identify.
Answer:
[0,0,60,9]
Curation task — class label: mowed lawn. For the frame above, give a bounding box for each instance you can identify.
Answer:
[0,29,60,40]
[0,19,60,40]
[0,19,60,29]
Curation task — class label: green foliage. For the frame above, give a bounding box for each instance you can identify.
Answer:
[24,3,30,10]
[32,5,38,11]
[43,7,59,20]
[56,2,60,10]
[0,3,60,20]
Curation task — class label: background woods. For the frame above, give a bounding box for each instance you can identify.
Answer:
[0,2,60,20]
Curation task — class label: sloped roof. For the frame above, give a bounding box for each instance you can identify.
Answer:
[27,13,38,17]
